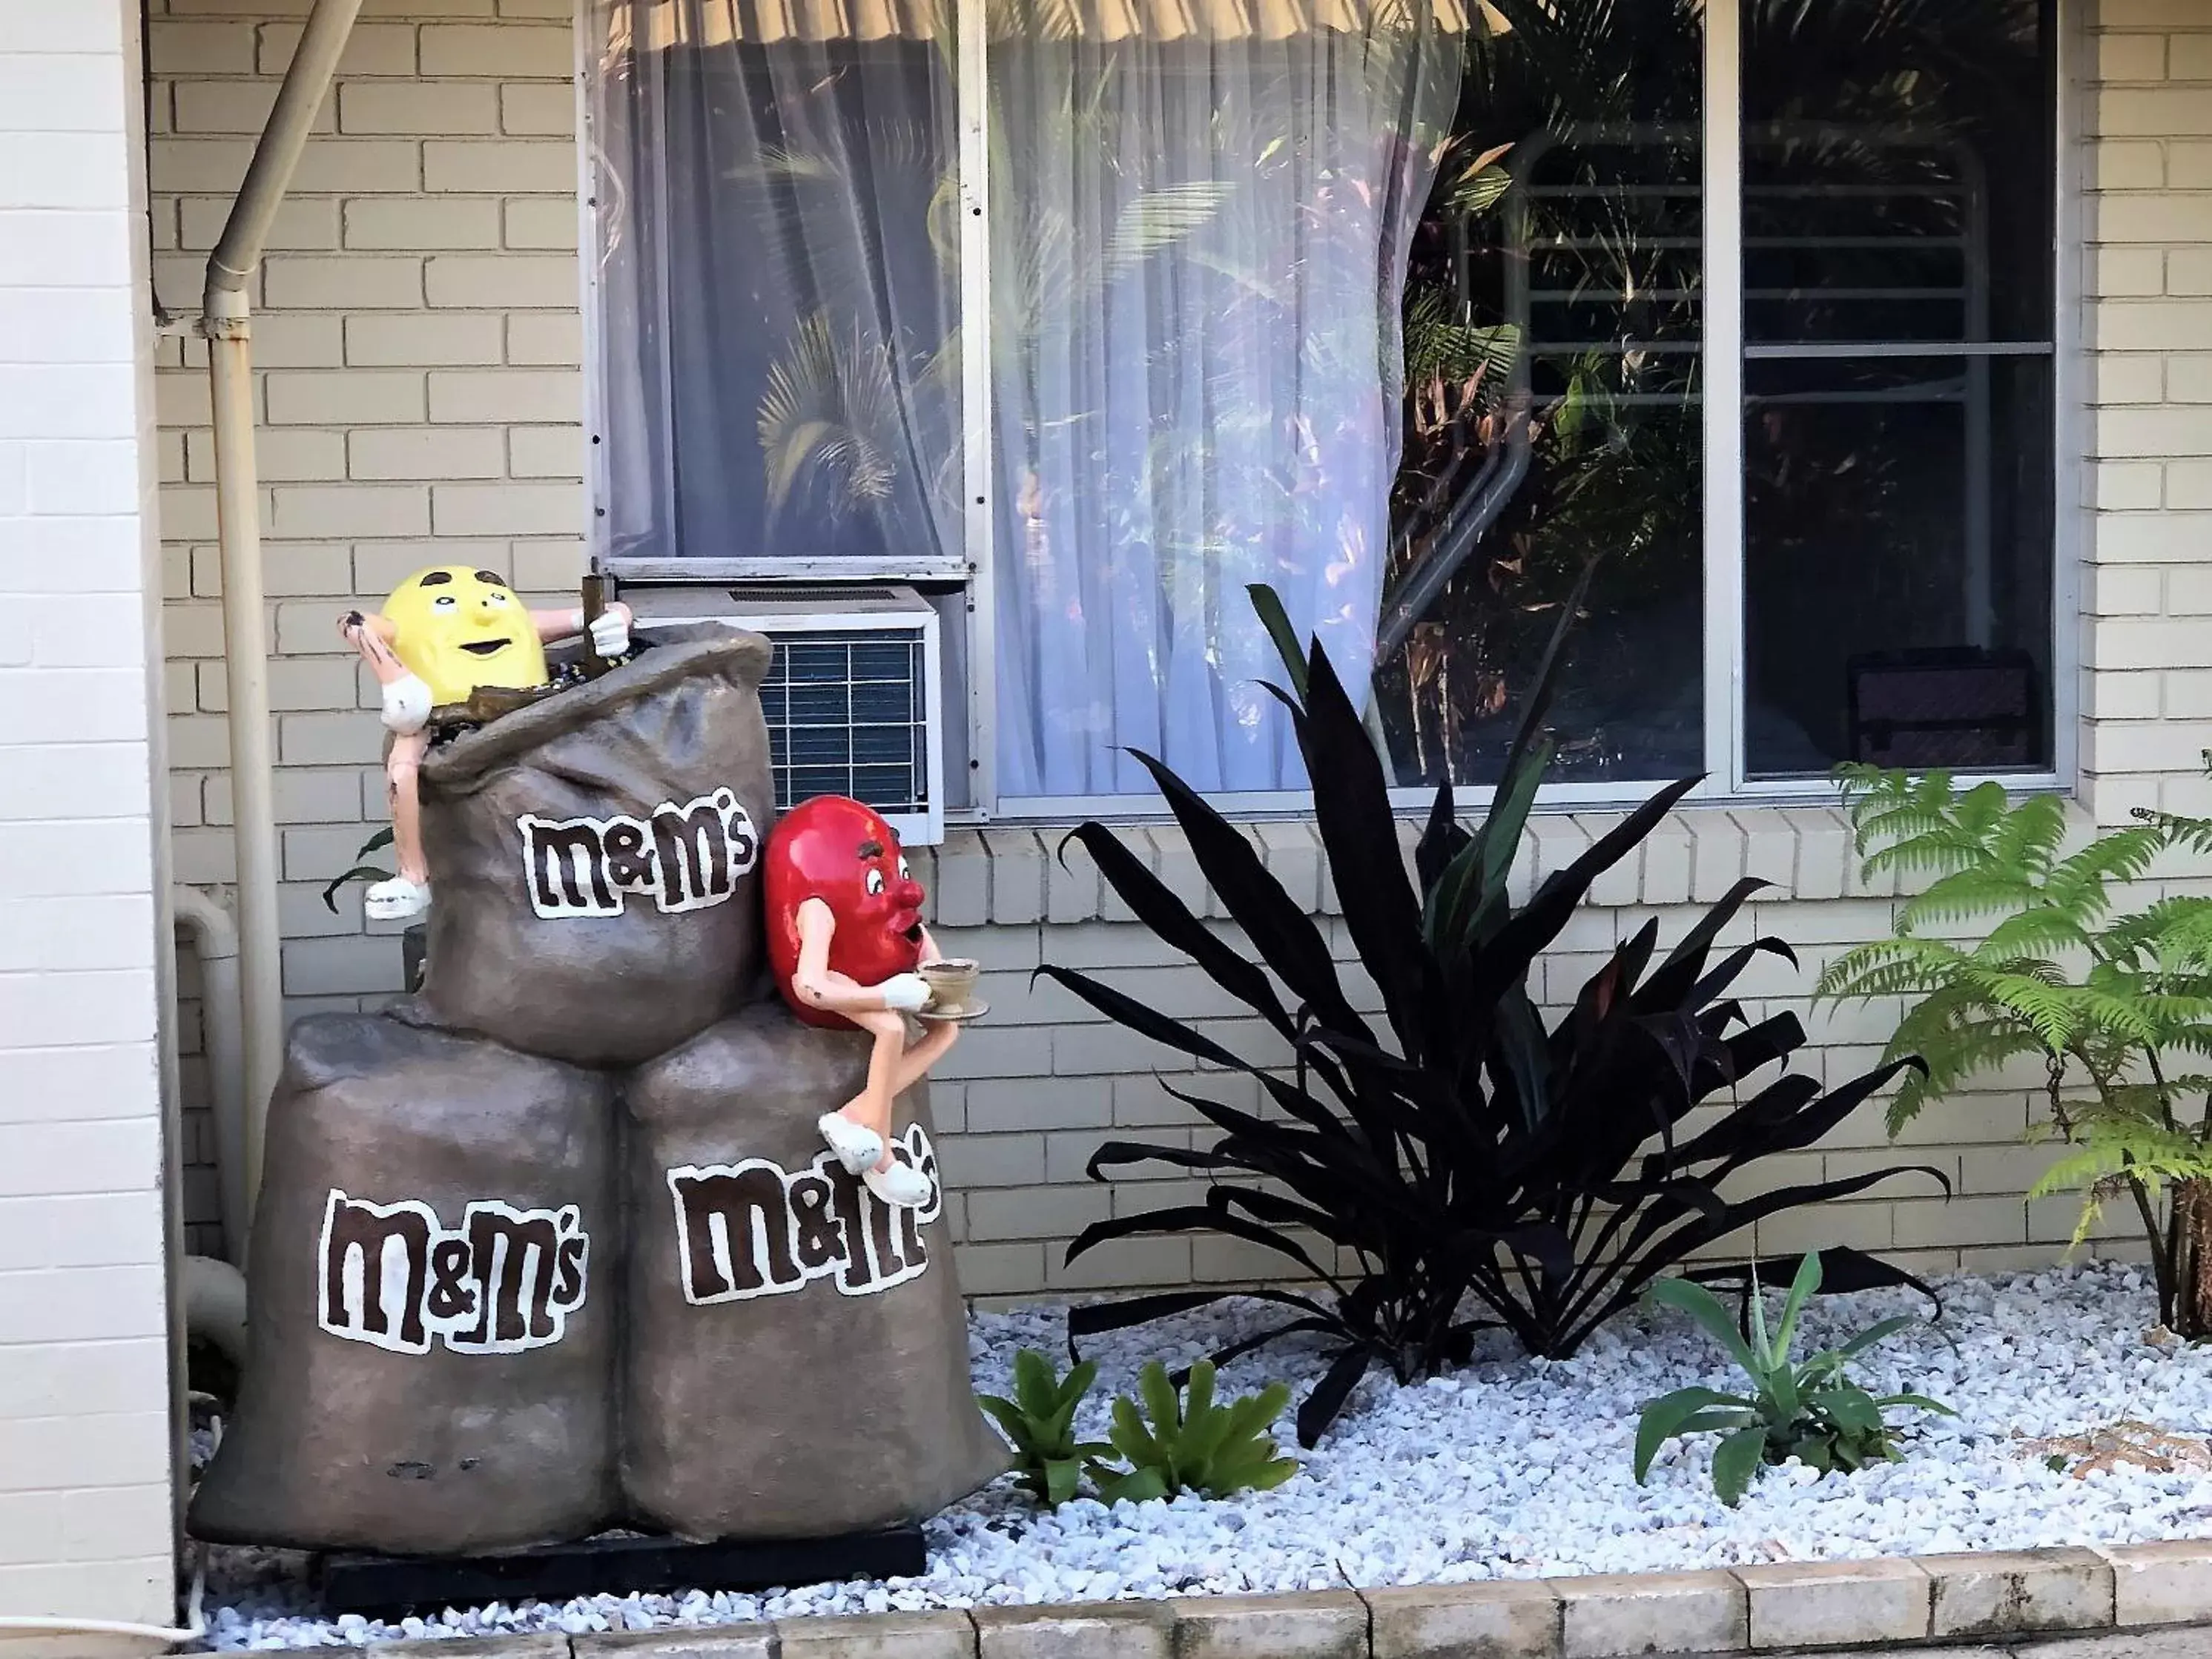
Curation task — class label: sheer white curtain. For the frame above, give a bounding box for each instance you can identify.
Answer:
[988,1,1462,797]
[591,1,963,568]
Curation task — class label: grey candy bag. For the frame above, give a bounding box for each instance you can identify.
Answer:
[409,624,776,1068]
[188,1014,618,1554]
[620,1001,1009,1541]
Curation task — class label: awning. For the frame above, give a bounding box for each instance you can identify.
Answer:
[601,0,1491,47]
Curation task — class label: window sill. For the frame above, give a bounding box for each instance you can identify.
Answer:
[909,796,2096,929]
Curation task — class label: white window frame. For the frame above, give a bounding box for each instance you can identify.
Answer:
[577,0,2081,826]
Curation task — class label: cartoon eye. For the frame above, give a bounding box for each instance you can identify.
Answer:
[898,856,912,882]
[486,590,510,606]
[433,595,458,610]
[865,868,886,896]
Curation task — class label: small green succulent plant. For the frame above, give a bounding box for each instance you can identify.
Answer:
[1095,1359,1298,1504]
[975,1349,1115,1507]
[1634,1253,1953,1506]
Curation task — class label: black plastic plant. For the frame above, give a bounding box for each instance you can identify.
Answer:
[974,1350,1114,1507]
[1634,1252,1953,1506]
[1093,1360,1298,1504]
[320,825,397,913]
[1038,575,1945,1445]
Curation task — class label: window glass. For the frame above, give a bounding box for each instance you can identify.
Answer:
[1741,0,2056,777]
[590,1,963,569]
[1374,1,1706,789]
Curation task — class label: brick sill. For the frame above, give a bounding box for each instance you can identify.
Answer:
[909,799,2099,929]
[361,1539,2209,1659]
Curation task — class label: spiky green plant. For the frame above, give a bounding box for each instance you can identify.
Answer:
[1092,1360,1298,1505]
[974,1350,1114,1507]
[1819,765,2212,1335]
[1635,1252,1951,1507]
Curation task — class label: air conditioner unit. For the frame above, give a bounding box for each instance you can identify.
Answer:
[621,583,945,846]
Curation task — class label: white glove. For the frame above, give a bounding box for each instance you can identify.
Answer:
[587,608,631,657]
[381,673,432,734]
[879,973,931,1012]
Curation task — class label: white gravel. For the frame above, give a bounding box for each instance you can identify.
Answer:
[197,1262,2212,1649]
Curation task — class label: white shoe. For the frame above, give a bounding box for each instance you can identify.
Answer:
[365,875,432,921]
[817,1112,883,1176]
[863,1158,934,1209]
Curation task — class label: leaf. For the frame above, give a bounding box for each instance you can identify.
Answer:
[320,862,396,912]
[1295,1348,1373,1448]
[1247,583,1310,700]
[1872,1392,1956,1416]
[1645,1279,1763,1379]
[1634,1387,1754,1482]
[1105,180,1231,276]
[1711,1426,1769,1508]
[1770,1251,1823,1365]
[1097,1465,1169,1505]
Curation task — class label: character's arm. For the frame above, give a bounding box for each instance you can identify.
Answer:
[790,897,929,1015]
[530,601,633,656]
[340,610,432,734]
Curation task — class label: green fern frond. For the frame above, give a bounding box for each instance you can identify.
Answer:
[2044,825,2165,917]
[1895,868,2038,934]
[2030,1122,2212,1250]
[1969,908,2090,964]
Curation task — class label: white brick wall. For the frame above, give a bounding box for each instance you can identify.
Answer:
[145,1,2212,1299]
[2084,0,2212,825]
[0,0,179,1631]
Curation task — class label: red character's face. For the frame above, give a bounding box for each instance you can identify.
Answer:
[767,795,929,988]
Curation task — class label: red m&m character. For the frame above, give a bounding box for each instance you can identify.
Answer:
[765,796,957,1207]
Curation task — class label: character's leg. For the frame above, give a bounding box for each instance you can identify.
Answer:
[888,1018,957,1096]
[842,1008,937,1208]
[817,1006,908,1175]
[365,730,434,921]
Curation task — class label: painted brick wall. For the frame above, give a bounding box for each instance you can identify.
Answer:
[2082,0,2212,825]
[0,0,180,1630]
[148,1,2212,1297]
[146,0,589,1258]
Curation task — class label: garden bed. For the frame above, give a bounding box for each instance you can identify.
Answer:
[198,1262,2212,1650]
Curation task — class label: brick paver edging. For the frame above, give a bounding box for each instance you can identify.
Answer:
[343,1541,2212,1659]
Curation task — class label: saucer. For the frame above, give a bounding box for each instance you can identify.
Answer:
[914,998,988,1024]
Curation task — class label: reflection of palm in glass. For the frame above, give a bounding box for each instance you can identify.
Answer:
[1376,0,2056,788]
[1380,0,1706,788]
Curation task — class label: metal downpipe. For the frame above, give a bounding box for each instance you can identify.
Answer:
[200,0,364,1227]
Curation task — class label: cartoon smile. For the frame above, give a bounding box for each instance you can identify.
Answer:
[460,639,509,656]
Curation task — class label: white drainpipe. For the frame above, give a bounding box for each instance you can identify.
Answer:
[200,0,364,1224]
[171,886,250,1268]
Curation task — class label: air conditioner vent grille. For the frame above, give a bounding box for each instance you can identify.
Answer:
[725,584,904,606]
[758,627,931,816]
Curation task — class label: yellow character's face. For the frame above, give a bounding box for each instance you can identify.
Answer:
[380,565,549,708]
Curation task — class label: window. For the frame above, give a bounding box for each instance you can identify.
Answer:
[586,0,2064,815]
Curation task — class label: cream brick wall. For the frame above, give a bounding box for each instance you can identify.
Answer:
[2084,0,2212,824]
[149,0,2212,1297]
[147,0,590,1256]
[0,0,180,1632]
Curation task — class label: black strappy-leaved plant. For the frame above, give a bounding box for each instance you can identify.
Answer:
[1038,575,1945,1445]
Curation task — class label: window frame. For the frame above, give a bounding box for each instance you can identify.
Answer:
[576,0,2082,826]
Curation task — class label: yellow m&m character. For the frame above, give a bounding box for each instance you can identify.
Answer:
[339,566,633,920]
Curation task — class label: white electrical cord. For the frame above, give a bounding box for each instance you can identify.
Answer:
[0,1550,205,1645]
[0,1406,229,1645]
